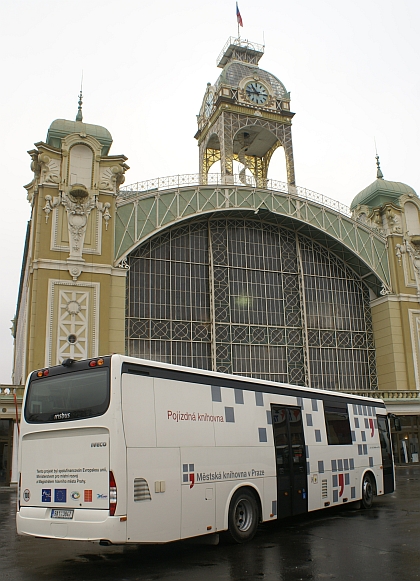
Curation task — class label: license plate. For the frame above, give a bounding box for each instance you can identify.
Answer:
[51,509,74,519]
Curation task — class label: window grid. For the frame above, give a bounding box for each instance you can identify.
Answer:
[300,238,376,391]
[126,218,377,390]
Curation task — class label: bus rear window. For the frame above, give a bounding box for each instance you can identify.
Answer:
[25,368,109,423]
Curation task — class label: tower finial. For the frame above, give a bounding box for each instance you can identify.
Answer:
[374,138,383,179]
[375,154,383,179]
[76,72,83,122]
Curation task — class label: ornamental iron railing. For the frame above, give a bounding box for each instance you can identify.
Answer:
[119,174,352,218]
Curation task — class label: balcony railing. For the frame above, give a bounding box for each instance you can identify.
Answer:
[119,173,352,217]
[341,390,420,401]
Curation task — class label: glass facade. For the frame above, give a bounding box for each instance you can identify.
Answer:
[392,415,420,464]
[127,217,377,390]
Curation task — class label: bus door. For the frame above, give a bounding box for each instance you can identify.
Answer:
[377,415,395,494]
[271,405,308,518]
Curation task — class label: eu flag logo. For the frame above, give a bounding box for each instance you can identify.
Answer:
[42,489,51,503]
[54,489,67,503]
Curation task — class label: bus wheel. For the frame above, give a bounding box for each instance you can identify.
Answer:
[361,474,374,509]
[227,489,259,543]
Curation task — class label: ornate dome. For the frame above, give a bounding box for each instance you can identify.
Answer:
[45,92,113,155]
[46,119,113,155]
[216,61,288,99]
[350,157,417,211]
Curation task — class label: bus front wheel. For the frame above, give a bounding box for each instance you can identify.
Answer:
[361,473,374,509]
[227,489,259,543]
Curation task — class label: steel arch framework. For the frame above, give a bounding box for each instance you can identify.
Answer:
[116,179,390,295]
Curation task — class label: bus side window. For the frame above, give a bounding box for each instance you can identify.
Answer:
[324,403,352,445]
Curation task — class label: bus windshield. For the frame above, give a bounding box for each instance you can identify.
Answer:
[24,368,109,424]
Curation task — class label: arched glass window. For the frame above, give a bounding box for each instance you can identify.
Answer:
[126,217,377,391]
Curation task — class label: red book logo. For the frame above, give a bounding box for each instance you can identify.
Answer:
[182,464,195,489]
[338,474,344,497]
[84,490,92,502]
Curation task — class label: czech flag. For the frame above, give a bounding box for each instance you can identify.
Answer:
[236,2,243,27]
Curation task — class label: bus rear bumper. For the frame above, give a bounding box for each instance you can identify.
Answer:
[16,507,127,543]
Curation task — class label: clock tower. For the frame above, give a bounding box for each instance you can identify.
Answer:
[195,38,296,188]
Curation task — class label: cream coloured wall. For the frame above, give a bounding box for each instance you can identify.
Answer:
[371,298,409,391]
[15,131,128,380]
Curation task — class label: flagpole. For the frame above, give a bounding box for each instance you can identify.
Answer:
[236,2,242,40]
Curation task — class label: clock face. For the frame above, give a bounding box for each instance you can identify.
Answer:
[245,82,268,105]
[204,92,213,118]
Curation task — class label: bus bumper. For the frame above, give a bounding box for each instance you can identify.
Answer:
[16,507,127,543]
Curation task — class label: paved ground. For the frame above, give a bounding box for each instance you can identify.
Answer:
[1,466,419,581]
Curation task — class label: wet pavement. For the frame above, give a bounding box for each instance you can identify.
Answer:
[1,466,419,581]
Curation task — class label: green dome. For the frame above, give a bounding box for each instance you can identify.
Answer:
[350,178,417,211]
[46,119,113,155]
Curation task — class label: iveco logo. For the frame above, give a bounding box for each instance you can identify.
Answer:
[91,442,107,447]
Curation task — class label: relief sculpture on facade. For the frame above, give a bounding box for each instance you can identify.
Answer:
[396,240,420,299]
[42,187,113,278]
[61,188,97,261]
[99,165,126,192]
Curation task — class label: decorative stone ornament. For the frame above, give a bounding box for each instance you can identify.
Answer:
[48,189,113,280]
[353,203,404,237]
[68,265,82,281]
[395,240,420,300]
[38,153,60,184]
[384,205,402,234]
[98,202,111,230]
[99,165,126,193]
[61,189,96,261]
[43,195,60,223]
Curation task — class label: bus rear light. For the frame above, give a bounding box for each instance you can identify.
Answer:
[89,358,104,367]
[109,471,117,516]
[36,369,49,377]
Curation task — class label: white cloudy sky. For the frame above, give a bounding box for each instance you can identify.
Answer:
[0,0,419,383]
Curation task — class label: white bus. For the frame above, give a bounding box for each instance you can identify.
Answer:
[17,354,395,544]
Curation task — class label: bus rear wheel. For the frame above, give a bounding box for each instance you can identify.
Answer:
[227,489,259,543]
[361,473,374,509]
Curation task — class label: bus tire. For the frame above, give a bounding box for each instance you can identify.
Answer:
[227,489,259,544]
[361,473,374,509]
